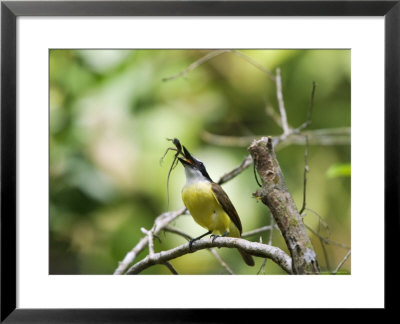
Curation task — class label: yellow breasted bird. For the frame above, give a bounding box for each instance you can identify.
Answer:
[178,144,255,266]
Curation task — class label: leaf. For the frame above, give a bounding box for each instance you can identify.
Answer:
[326,163,351,178]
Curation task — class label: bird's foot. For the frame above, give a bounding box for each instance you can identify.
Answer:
[210,234,219,243]
[188,230,212,252]
[188,239,196,252]
[210,231,229,242]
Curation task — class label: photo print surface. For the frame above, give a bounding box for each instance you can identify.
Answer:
[49,49,351,275]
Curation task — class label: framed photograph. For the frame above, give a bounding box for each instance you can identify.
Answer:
[1,0,398,321]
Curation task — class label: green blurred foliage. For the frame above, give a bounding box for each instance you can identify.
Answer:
[326,163,351,178]
[49,49,351,274]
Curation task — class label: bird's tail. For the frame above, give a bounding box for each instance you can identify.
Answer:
[228,224,255,266]
[238,249,255,266]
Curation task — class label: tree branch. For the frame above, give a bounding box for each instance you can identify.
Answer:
[113,207,186,275]
[248,137,320,274]
[201,128,350,149]
[125,236,293,275]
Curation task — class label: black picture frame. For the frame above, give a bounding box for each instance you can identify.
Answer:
[1,0,398,321]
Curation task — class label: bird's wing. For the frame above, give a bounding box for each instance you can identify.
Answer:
[211,182,242,234]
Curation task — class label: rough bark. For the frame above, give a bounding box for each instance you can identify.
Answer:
[248,137,320,274]
[125,236,293,275]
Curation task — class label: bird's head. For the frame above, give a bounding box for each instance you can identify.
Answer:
[178,145,213,182]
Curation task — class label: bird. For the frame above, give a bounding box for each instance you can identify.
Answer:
[177,143,255,266]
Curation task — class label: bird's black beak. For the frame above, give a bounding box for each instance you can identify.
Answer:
[178,145,197,167]
[177,143,213,182]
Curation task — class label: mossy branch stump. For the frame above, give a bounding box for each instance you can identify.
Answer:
[248,137,320,274]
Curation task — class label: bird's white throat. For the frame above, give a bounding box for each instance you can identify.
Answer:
[183,166,210,186]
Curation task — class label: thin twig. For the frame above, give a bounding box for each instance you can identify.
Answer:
[230,50,276,81]
[275,68,290,135]
[299,136,309,215]
[296,81,317,132]
[201,128,350,148]
[217,154,253,185]
[305,224,350,250]
[296,131,331,271]
[257,217,274,275]
[319,238,331,271]
[201,131,255,148]
[164,225,192,241]
[242,225,275,238]
[113,207,186,275]
[163,261,179,275]
[310,209,331,271]
[267,219,274,247]
[163,49,276,83]
[162,50,231,81]
[306,208,331,240]
[257,236,267,275]
[208,249,234,275]
[265,105,284,128]
[332,249,351,274]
